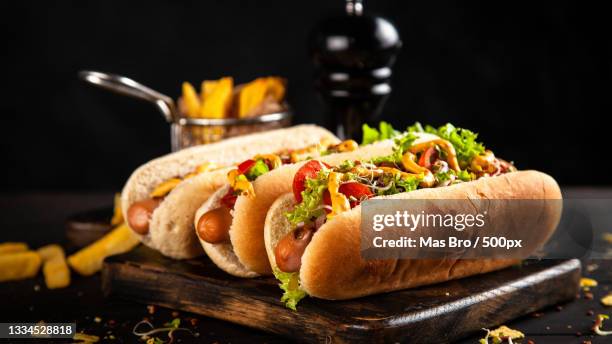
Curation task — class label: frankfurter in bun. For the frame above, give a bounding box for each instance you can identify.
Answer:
[193,127,404,276]
[263,123,562,309]
[121,125,338,259]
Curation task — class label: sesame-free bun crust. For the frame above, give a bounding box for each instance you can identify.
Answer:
[195,185,259,277]
[121,125,338,259]
[264,170,562,300]
[231,133,442,274]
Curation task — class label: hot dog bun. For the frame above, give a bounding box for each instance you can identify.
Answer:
[228,133,444,274]
[193,138,399,275]
[121,125,338,259]
[195,184,259,277]
[264,170,561,299]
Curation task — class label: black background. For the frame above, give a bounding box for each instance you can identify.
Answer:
[1,1,610,191]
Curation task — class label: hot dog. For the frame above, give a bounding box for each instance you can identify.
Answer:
[121,125,339,259]
[193,123,407,276]
[263,123,562,309]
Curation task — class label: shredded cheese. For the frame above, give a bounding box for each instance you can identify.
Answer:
[227,170,255,198]
[409,138,460,172]
[327,172,350,219]
[150,178,182,198]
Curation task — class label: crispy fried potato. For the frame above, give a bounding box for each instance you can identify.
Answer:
[0,242,29,255]
[67,223,139,276]
[36,244,63,261]
[182,82,201,117]
[239,77,285,118]
[0,251,42,282]
[37,244,70,289]
[201,77,233,118]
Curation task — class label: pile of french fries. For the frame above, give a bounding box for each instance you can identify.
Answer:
[0,194,139,288]
[181,76,286,119]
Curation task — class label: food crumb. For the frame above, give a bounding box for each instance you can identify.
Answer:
[582,341,592,344]
[545,326,550,330]
[189,318,199,326]
[584,292,594,300]
[556,305,564,311]
[567,325,573,329]
[601,293,612,306]
[147,305,156,314]
[580,277,598,289]
[445,292,450,296]
[586,263,599,272]
[94,316,102,323]
[171,311,179,317]
[33,285,41,292]
[531,312,543,318]
[575,331,582,336]
[587,310,595,316]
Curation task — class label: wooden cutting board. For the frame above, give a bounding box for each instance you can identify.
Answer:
[101,246,580,343]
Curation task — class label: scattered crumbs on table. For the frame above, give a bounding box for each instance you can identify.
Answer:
[601,293,612,306]
[581,277,598,291]
[586,263,599,272]
[602,232,612,244]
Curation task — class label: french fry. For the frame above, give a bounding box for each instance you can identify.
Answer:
[181,82,201,117]
[0,251,42,282]
[239,77,285,118]
[110,193,124,226]
[201,77,233,118]
[67,223,139,276]
[0,242,29,255]
[37,244,70,289]
[201,80,218,105]
[264,77,286,102]
[42,258,70,289]
[37,244,64,261]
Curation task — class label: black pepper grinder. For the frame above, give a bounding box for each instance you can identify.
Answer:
[309,0,402,140]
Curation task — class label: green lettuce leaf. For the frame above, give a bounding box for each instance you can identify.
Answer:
[371,132,419,165]
[273,268,307,311]
[285,169,330,226]
[414,122,486,166]
[361,121,400,145]
[245,159,270,180]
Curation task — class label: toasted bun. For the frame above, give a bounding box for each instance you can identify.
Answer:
[264,170,562,299]
[231,132,443,274]
[121,125,337,259]
[194,185,259,277]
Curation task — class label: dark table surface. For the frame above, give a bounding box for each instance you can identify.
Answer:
[0,189,611,343]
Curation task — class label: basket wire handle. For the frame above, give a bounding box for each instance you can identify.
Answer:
[78,70,178,123]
